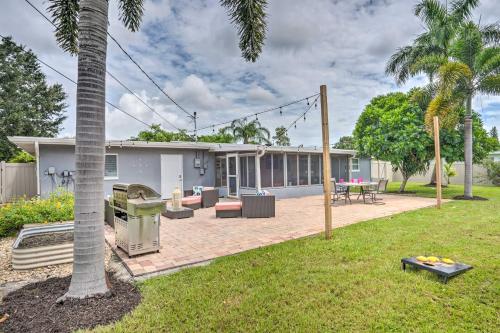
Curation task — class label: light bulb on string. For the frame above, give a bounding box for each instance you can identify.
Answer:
[255,114,258,121]
[212,126,215,133]
[294,123,297,129]
[279,107,282,116]
[306,98,309,106]
[303,114,306,122]
[315,103,317,109]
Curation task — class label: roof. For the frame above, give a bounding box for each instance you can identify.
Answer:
[7,136,356,156]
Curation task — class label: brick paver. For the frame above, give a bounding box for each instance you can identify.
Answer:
[104,194,438,277]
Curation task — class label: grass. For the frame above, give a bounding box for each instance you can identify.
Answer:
[387,181,497,199]
[94,183,500,332]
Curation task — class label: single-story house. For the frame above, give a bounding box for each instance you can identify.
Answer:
[8,136,371,199]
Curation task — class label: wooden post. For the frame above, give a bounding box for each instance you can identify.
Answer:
[320,85,332,239]
[433,116,442,209]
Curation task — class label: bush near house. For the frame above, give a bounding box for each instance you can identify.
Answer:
[0,190,73,237]
[482,159,500,186]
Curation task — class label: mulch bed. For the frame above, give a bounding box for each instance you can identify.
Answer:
[0,274,140,333]
[453,195,488,201]
[17,232,74,249]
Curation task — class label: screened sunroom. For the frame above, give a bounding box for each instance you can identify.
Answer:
[213,145,370,199]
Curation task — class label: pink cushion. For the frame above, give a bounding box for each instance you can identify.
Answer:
[182,196,202,204]
[215,201,242,211]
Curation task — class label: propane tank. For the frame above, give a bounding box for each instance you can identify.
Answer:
[172,187,182,210]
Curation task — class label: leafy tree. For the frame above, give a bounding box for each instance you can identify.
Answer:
[332,136,355,150]
[490,126,499,148]
[131,125,235,143]
[482,159,500,185]
[198,129,235,144]
[0,36,66,161]
[223,119,271,144]
[47,0,268,299]
[353,92,433,192]
[131,125,192,142]
[428,21,500,198]
[8,151,36,163]
[272,126,290,146]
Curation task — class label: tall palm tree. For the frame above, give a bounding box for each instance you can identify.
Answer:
[224,118,271,144]
[386,0,480,85]
[428,21,500,198]
[48,0,268,300]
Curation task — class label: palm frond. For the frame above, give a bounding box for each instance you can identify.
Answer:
[414,0,447,27]
[220,0,267,62]
[474,47,500,77]
[118,0,144,32]
[477,74,500,95]
[409,54,447,78]
[451,22,482,68]
[450,0,479,22]
[437,61,473,92]
[48,0,80,54]
[426,94,462,130]
[481,22,500,46]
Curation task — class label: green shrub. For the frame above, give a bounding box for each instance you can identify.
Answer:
[0,189,74,237]
[8,151,36,163]
[483,159,500,186]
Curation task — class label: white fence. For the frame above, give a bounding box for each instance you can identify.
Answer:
[0,162,37,203]
[371,160,491,185]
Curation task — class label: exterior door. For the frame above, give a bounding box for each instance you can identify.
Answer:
[161,154,183,199]
[226,154,239,197]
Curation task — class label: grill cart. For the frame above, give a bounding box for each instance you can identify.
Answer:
[111,183,164,257]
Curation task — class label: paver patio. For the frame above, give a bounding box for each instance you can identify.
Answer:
[104,194,438,277]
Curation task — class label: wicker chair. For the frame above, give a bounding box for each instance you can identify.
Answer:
[241,194,275,218]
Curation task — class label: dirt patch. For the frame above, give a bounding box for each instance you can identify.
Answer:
[453,195,489,201]
[0,274,140,333]
[17,232,73,249]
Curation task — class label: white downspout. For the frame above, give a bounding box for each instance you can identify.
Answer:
[255,146,265,192]
[35,141,40,197]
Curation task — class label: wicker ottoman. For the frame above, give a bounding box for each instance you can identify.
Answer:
[162,206,194,219]
[182,196,202,210]
[215,201,242,218]
[242,195,275,218]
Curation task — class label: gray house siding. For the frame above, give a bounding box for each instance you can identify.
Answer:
[351,158,371,180]
[38,145,215,198]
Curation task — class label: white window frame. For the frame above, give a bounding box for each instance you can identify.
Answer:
[351,157,360,172]
[104,153,119,180]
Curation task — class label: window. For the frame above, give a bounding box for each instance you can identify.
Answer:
[310,155,321,185]
[272,154,284,187]
[287,154,298,186]
[240,156,248,187]
[299,154,309,185]
[260,154,272,187]
[351,158,360,172]
[248,156,256,188]
[104,154,118,179]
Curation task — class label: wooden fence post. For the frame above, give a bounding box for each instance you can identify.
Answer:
[433,116,442,208]
[320,85,332,239]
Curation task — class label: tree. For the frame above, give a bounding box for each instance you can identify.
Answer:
[131,125,235,143]
[443,162,457,184]
[490,126,499,148]
[223,119,271,144]
[353,92,433,192]
[272,126,290,146]
[428,21,500,198]
[48,0,268,299]
[332,136,355,150]
[386,0,480,85]
[8,151,36,163]
[0,36,66,161]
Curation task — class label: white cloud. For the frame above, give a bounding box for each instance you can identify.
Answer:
[2,0,499,143]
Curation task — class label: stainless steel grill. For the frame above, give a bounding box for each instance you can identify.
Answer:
[111,183,164,257]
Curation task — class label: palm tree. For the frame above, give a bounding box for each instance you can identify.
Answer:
[386,0,480,85]
[224,118,271,144]
[427,21,500,198]
[48,0,268,300]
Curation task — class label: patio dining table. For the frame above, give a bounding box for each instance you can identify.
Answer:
[338,181,379,201]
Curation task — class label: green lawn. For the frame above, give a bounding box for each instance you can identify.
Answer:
[94,184,500,332]
[386,181,497,199]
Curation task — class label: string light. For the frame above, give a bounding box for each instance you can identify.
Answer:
[280,107,283,115]
[307,98,309,106]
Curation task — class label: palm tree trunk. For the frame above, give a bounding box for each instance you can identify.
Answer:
[63,0,109,299]
[464,95,473,199]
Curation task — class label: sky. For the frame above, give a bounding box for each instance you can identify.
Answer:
[1,0,499,146]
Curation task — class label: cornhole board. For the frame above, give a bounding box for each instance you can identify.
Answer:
[401,257,472,283]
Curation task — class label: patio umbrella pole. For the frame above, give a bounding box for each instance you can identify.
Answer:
[320,85,333,239]
[433,116,442,209]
